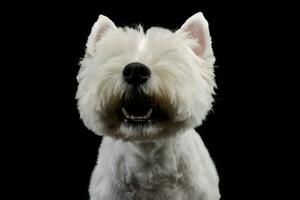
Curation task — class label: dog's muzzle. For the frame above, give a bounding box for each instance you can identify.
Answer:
[116,62,168,126]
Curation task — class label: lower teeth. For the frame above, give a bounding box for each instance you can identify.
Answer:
[122,107,153,121]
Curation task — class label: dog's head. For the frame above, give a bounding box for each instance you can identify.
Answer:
[76,12,216,141]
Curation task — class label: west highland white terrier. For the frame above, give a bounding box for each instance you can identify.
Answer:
[76,12,220,200]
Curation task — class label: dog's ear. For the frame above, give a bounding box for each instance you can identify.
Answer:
[86,15,117,57]
[178,12,214,63]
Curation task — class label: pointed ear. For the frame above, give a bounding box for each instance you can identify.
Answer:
[178,12,214,63]
[86,15,117,57]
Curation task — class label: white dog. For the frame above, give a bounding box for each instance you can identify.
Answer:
[76,12,220,200]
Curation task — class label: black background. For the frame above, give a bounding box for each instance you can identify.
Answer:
[4,1,288,200]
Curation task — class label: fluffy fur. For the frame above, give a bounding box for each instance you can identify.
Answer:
[76,12,220,200]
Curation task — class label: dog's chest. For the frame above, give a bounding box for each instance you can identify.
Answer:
[121,142,185,199]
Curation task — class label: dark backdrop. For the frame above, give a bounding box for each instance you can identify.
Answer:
[5,1,285,200]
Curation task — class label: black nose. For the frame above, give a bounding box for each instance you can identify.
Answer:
[122,62,151,85]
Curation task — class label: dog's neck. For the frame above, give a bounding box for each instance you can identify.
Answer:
[121,136,180,161]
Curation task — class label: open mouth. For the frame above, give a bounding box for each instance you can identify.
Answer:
[118,90,168,125]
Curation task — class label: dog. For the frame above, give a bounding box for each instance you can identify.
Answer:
[76,12,220,200]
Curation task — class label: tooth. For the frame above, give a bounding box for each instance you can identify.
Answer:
[145,108,153,118]
[122,107,129,117]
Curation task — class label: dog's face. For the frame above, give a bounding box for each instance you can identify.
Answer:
[76,13,216,141]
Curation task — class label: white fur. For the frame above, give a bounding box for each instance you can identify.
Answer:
[76,12,220,200]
